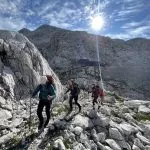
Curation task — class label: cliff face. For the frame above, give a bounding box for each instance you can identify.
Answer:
[0,30,62,147]
[19,25,150,99]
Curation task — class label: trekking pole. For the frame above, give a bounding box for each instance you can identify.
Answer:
[29,95,32,131]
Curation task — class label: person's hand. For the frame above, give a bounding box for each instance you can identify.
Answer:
[47,95,52,101]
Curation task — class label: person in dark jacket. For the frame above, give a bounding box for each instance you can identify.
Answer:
[32,75,56,130]
[66,79,81,112]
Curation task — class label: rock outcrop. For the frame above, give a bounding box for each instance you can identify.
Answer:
[19,25,150,99]
[0,30,63,148]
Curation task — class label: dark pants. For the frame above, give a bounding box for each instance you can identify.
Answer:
[37,100,52,129]
[93,96,98,107]
[69,95,81,111]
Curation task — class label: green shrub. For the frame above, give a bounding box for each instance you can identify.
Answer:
[133,113,150,121]
[63,139,73,149]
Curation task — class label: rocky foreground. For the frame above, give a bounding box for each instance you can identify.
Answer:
[1,91,150,150]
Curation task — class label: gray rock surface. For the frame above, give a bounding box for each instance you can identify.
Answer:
[0,30,63,149]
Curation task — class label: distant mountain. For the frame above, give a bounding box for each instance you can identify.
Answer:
[19,25,150,99]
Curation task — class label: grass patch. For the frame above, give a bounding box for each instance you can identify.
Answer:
[52,105,69,117]
[10,135,20,146]
[133,113,150,121]
[107,91,124,103]
[114,94,124,103]
[63,139,73,149]
[47,144,54,150]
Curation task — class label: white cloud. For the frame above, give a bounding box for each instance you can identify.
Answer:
[106,25,150,40]
[122,22,143,29]
[0,0,22,15]
[0,16,27,31]
[106,33,131,40]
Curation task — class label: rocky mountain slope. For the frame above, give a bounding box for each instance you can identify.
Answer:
[0,30,63,149]
[0,29,150,150]
[19,25,150,100]
[3,90,150,150]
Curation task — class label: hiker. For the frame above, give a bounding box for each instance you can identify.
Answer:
[92,84,104,109]
[32,75,56,130]
[65,79,81,112]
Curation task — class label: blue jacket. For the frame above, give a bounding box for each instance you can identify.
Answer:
[32,82,56,100]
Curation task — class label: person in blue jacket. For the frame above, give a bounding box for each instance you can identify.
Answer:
[32,75,56,130]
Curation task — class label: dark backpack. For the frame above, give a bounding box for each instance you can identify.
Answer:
[75,83,80,95]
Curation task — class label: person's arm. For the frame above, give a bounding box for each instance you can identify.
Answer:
[31,85,42,98]
[48,85,56,100]
[65,88,70,94]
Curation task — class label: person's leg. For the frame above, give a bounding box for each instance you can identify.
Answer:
[37,100,44,129]
[69,96,73,111]
[93,97,98,109]
[74,95,81,112]
[101,96,104,105]
[44,101,52,128]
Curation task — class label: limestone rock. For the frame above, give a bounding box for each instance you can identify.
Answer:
[119,122,138,136]
[73,126,83,135]
[97,132,106,143]
[124,100,150,108]
[109,127,124,140]
[138,105,150,114]
[136,132,150,145]
[134,138,145,150]
[105,139,122,150]
[72,114,94,129]
[0,109,12,121]
[54,139,66,150]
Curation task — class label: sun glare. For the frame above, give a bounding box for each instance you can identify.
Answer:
[91,15,104,31]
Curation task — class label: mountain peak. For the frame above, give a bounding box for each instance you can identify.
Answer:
[19,28,31,33]
[35,24,60,31]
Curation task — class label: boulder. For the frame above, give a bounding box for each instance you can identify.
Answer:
[109,127,124,140]
[124,100,150,108]
[72,115,94,129]
[0,109,12,121]
[97,132,106,143]
[100,106,111,116]
[73,126,83,135]
[0,132,13,145]
[93,114,110,127]
[138,105,150,114]
[145,145,150,150]
[54,139,66,150]
[105,139,122,150]
[119,122,138,136]
[136,132,150,145]
[134,138,145,150]
[117,140,131,150]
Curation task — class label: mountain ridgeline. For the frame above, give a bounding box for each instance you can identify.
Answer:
[19,25,150,100]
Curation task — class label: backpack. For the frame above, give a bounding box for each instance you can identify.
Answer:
[75,83,80,95]
[39,84,55,100]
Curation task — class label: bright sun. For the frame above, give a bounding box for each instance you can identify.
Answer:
[91,15,104,31]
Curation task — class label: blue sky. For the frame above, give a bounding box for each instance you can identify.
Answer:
[0,0,149,39]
